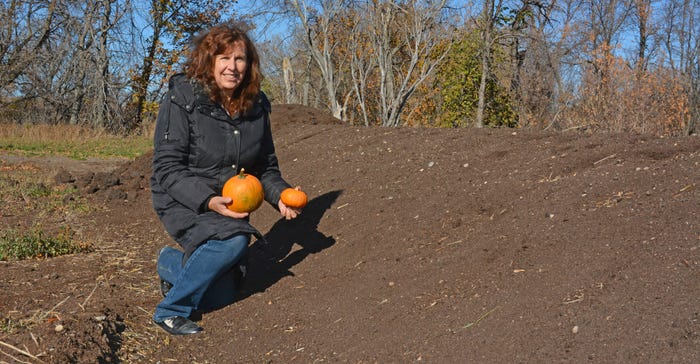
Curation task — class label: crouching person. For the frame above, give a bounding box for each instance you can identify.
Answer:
[150,22,301,335]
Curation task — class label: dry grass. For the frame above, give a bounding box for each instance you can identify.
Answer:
[0,123,108,139]
[0,123,153,160]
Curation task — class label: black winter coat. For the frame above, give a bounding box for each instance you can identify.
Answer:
[150,74,290,256]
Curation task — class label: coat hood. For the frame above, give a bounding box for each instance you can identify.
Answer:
[167,73,271,116]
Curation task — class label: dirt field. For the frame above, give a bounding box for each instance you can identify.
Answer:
[1,104,699,363]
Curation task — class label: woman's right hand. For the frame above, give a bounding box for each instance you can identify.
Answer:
[208,196,249,219]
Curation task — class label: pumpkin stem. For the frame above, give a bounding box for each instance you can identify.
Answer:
[238,168,246,178]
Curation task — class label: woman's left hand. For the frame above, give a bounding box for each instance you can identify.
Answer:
[278,200,301,220]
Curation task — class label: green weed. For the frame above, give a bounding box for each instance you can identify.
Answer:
[0,226,93,261]
[0,316,28,334]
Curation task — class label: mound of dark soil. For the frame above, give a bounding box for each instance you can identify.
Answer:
[1,104,698,363]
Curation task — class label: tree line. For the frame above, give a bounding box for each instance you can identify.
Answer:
[1,0,698,135]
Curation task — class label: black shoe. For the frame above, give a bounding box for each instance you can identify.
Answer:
[160,279,173,297]
[153,316,203,335]
[232,255,248,291]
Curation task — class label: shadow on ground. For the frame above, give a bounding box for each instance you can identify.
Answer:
[241,190,342,296]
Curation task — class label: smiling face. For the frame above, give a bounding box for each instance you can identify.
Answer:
[213,41,248,97]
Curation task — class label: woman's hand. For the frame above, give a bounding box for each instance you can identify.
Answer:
[208,196,249,219]
[278,200,301,220]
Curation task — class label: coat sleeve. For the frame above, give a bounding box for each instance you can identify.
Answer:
[252,106,291,208]
[151,93,216,213]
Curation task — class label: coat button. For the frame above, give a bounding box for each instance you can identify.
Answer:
[234,130,240,135]
[231,164,236,170]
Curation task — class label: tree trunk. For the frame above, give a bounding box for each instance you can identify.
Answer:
[283,57,296,104]
[476,0,494,128]
[476,46,489,128]
[93,0,112,129]
[68,11,94,126]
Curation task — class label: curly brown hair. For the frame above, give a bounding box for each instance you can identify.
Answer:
[184,22,262,116]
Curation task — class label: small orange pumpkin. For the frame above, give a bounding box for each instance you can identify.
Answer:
[280,187,308,209]
[221,168,264,213]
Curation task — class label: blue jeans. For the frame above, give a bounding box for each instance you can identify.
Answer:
[153,234,249,322]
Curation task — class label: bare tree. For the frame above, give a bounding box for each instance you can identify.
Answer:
[475,0,498,128]
[583,0,634,83]
[0,0,57,94]
[661,0,700,134]
[282,57,298,103]
[690,53,700,135]
[287,0,349,120]
[91,0,122,130]
[631,0,652,75]
[471,0,550,128]
[348,11,375,126]
[367,0,452,127]
[516,1,564,128]
[66,6,96,126]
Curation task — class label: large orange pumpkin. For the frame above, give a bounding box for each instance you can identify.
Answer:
[280,187,308,209]
[221,168,264,213]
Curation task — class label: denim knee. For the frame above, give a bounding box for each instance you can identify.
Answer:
[200,234,249,265]
[157,247,184,284]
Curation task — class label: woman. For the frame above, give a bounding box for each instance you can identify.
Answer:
[150,22,300,335]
